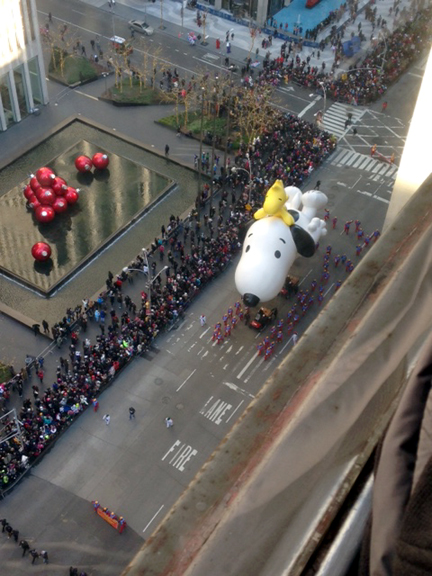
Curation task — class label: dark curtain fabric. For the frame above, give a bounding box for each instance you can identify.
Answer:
[358,331,432,576]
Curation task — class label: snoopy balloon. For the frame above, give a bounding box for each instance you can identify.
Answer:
[235,182,328,307]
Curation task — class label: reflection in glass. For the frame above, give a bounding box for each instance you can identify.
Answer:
[0,73,15,127]
[13,64,29,118]
[28,57,42,104]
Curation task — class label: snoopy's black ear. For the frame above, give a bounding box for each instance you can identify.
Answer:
[237,219,254,243]
[291,225,315,257]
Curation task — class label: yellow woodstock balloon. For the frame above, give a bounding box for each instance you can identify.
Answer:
[254,180,295,226]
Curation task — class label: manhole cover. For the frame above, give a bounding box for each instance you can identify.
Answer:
[162,396,171,404]
[176,403,184,410]
[154,377,163,386]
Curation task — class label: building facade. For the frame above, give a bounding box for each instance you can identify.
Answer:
[0,0,48,132]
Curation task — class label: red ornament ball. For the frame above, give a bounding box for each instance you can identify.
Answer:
[31,242,52,262]
[30,176,42,193]
[37,187,56,205]
[92,152,110,170]
[35,205,56,223]
[65,187,79,205]
[28,197,41,210]
[36,167,55,186]
[23,185,34,200]
[52,177,68,195]
[53,197,68,213]
[75,155,93,173]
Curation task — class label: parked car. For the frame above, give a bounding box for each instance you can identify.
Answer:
[128,19,154,36]
[249,307,278,330]
[110,35,133,55]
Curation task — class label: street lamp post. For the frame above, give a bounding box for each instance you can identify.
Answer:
[210,76,219,208]
[231,162,252,205]
[223,70,234,173]
[197,86,206,198]
[318,80,326,117]
[372,32,388,72]
[128,249,168,316]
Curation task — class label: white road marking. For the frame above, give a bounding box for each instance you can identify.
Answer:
[176,368,196,392]
[199,327,210,338]
[74,90,98,101]
[235,346,244,355]
[142,505,164,533]
[226,400,245,423]
[236,354,257,379]
[298,96,320,118]
[223,381,255,398]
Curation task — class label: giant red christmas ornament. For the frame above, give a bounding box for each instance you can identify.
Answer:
[37,187,56,205]
[92,152,109,170]
[23,185,34,200]
[75,155,93,173]
[30,176,42,193]
[65,186,79,205]
[35,205,56,223]
[28,197,41,210]
[31,242,52,262]
[36,167,55,186]
[52,177,68,195]
[53,196,68,213]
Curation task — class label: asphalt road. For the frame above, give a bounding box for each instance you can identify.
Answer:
[0,1,424,574]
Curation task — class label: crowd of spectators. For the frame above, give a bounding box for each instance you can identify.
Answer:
[234,114,336,196]
[257,1,431,105]
[0,107,337,494]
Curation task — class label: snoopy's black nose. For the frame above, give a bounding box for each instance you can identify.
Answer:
[243,293,260,307]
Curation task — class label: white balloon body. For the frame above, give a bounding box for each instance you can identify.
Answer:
[235,188,328,305]
[235,217,296,304]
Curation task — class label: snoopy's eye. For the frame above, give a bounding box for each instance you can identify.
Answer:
[274,250,281,258]
[246,245,250,253]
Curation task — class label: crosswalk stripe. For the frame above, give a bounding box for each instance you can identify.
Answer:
[322,102,365,138]
[345,152,360,167]
[378,164,391,176]
[330,149,398,178]
[352,154,365,168]
[336,149,353,164]
[332,149,349,164]
[359,157,374,170]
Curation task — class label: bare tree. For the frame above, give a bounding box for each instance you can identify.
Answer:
[232,83,279,146]
[44,22,81,78]
[247,24,258,61]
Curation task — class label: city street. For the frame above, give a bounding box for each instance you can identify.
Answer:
[0,0,426,573]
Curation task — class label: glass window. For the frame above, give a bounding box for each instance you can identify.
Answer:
[0,73,15,127]
[28,57,42,104]
[13,64,29,119]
